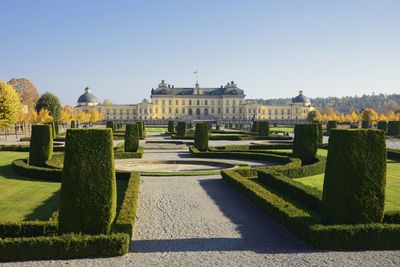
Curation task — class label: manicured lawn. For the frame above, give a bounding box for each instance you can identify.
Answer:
[0,151,128,222]
[146,126,167,132]
[271,127,294,133]
[294,160,400,211]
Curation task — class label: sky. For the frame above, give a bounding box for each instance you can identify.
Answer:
[1,0,399,106]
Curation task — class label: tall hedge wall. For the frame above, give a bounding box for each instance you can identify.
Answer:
[387,121,400,136]
[58,129,117,235]
[326,120,337,134]
[194,123,209,151]
[167,121,174,133]
[292,124,318,164]
[377,120,388,132]
[106,121,115,131]
[258,121,270,136]
[176,121,186,136]
[321,129,386,225]
[29,125,53,167]
[124,124,139,152]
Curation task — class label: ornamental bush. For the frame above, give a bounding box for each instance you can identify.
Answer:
[321,129,386,225]
[251,121,259,133]
[315,123,323,144]
[167,121,174,133]
[29,125,53,167]
[326,120,337,134]
[124,124,139,152]
[47,121,56,138]
[361,120,370,129]
[176,121,186,136]
[258,120,270,136]
[387,121,400,136]
[377,120,388,132]
[194,123,209,151]
[58,129,117,235]
[136,121,145,140]
[292,124,318,164]
[106,121,115,131]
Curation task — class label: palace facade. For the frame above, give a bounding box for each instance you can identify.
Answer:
[74,80,314,123]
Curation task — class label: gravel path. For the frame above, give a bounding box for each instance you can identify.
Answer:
[5,175,400,267]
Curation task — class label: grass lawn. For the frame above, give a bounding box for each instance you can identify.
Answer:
[146,126,167,132]
[271,127,294,133]
[294,159,400,211]
[0,151,128,222]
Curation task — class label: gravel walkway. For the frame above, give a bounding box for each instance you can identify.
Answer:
[5,175,400,266]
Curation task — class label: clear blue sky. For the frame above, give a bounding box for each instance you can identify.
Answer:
[1,0,399,106]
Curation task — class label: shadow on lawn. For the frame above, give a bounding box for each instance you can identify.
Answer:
[24,189,60,221]
[131,178,313,254]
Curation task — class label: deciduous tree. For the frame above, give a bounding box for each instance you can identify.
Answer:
[0,81,22,130]
[8,78,39,109]
[35,92,62,120]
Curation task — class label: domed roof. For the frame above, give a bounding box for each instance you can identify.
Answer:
[77,87,98,105]
[292,91,310,104]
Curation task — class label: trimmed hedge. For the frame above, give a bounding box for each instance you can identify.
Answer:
[292,124,318,164]
[167,121,174,133]
[0,221,57,239]
[194,123,209,151]
[258,170,322,213]
[280,157,326,178]
[258,120,270,136]
[112,172,140,237]
[114,148,144,159]
[0,233,130,262]
[106,121,115,131]
[326,120,337,134]
[321,129,386,225]
[59,129,117,235]
[12,159,62,182]
[176,121,186,137]
[377,120,388,132]
[361,120,370,129]
[29,125,53,167]
[251,121,259,133]
[387,121,400,136]
[124,124,139,152]
[316,123,323,144]
[137,121,145,140]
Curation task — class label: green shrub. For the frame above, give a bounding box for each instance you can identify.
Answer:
[387,121,400,136]
[70,120,76,129]
[29,125,53,167]
[280,157,326,178]
[194,123,209,151]
[124,124,139,152]
[292,124,318,164]
[112,172,140,237]
[315,123,323,144]
[361,120,370,129]
[383,211,400,224]
[167,121,174,133]
[12,159,62,182]
[59,129,117,235]
[54,121,59,134]
[251,121,259,133]
[0,233,129,262]
[0,221,57,239]
[377,120,388,132]
[321,129,386,224]
[258,170,322,213]
[258,120,270,136]
[187,122,193,129]
[106,121,115,131]
[326,120,337,134]
[176,121,186,136]
[136,121,145,140]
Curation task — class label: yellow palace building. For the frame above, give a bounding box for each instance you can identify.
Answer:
[74,80,314,124]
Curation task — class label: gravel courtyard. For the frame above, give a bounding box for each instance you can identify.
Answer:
[5,174,400,267]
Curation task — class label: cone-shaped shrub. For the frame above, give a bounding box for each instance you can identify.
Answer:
[58,129,117,234]
[29,125,53,167]
[54,121,59,135]
[176,121,186,136]
[70,120,75,129]
[106,121,115,131]
[377,120,388,132]
[124,124,139,152]
[315,123,323,144]
[361,120,370,129]
[167,121,174,133]
[47,121,56,138]
[321,129,386,225]
[194,123,209,151]
[137,121,145,140]
[258,120,270,136]
[251,121,259,133]
[292,124,318,164]
[327,120,337,134]
[387,121,400,136]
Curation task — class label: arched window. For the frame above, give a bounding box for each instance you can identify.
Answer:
[196,108,201,115]
[204,108,209,116]
[188,108,193,116]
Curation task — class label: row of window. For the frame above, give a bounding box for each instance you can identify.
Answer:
[154,107,243,115]
[154,99,243,106]
[247,108,307,115]
[105,108,151,115]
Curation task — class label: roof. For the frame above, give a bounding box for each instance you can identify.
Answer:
[77,87,98,104]
[151,80,245,96]
[292,91,310,104]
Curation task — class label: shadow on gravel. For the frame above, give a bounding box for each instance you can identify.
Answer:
[131,178,313,254]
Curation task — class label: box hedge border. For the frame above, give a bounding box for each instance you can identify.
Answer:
[0,172,139,262]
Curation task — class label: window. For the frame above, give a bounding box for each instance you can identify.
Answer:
[106,110,109,115]
[287,109,290,114]
[113,109,116,115]
[197,100,200,105]
[189,100,192,105]
[182,108,185,113]
[281,109,284,115]
[232,108,236,114]
[258,109,260,114]
[204,108,208,115]
[189,108,193,115]
[218,107,221,114]
[233,100,236,105]
[275,109,278,115]
[169,108,172,113]
[226,100,229,105]
[211,107,214,113]
[182,100,185,105]
[268,110,271,115]
[175,108,178,113]
[162,100,165,105]
[248,109,251,113]
[205,100,208,105]
[155,107,158,113]
[149,108,152,113]
[169,100,172,105]
[262,110,265,115]
[196,108,201,115]
[239,108,242,113]
[162,108,165,113]
[155,99,158,105]
[226,108,229,113]
[176,100,178,105]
